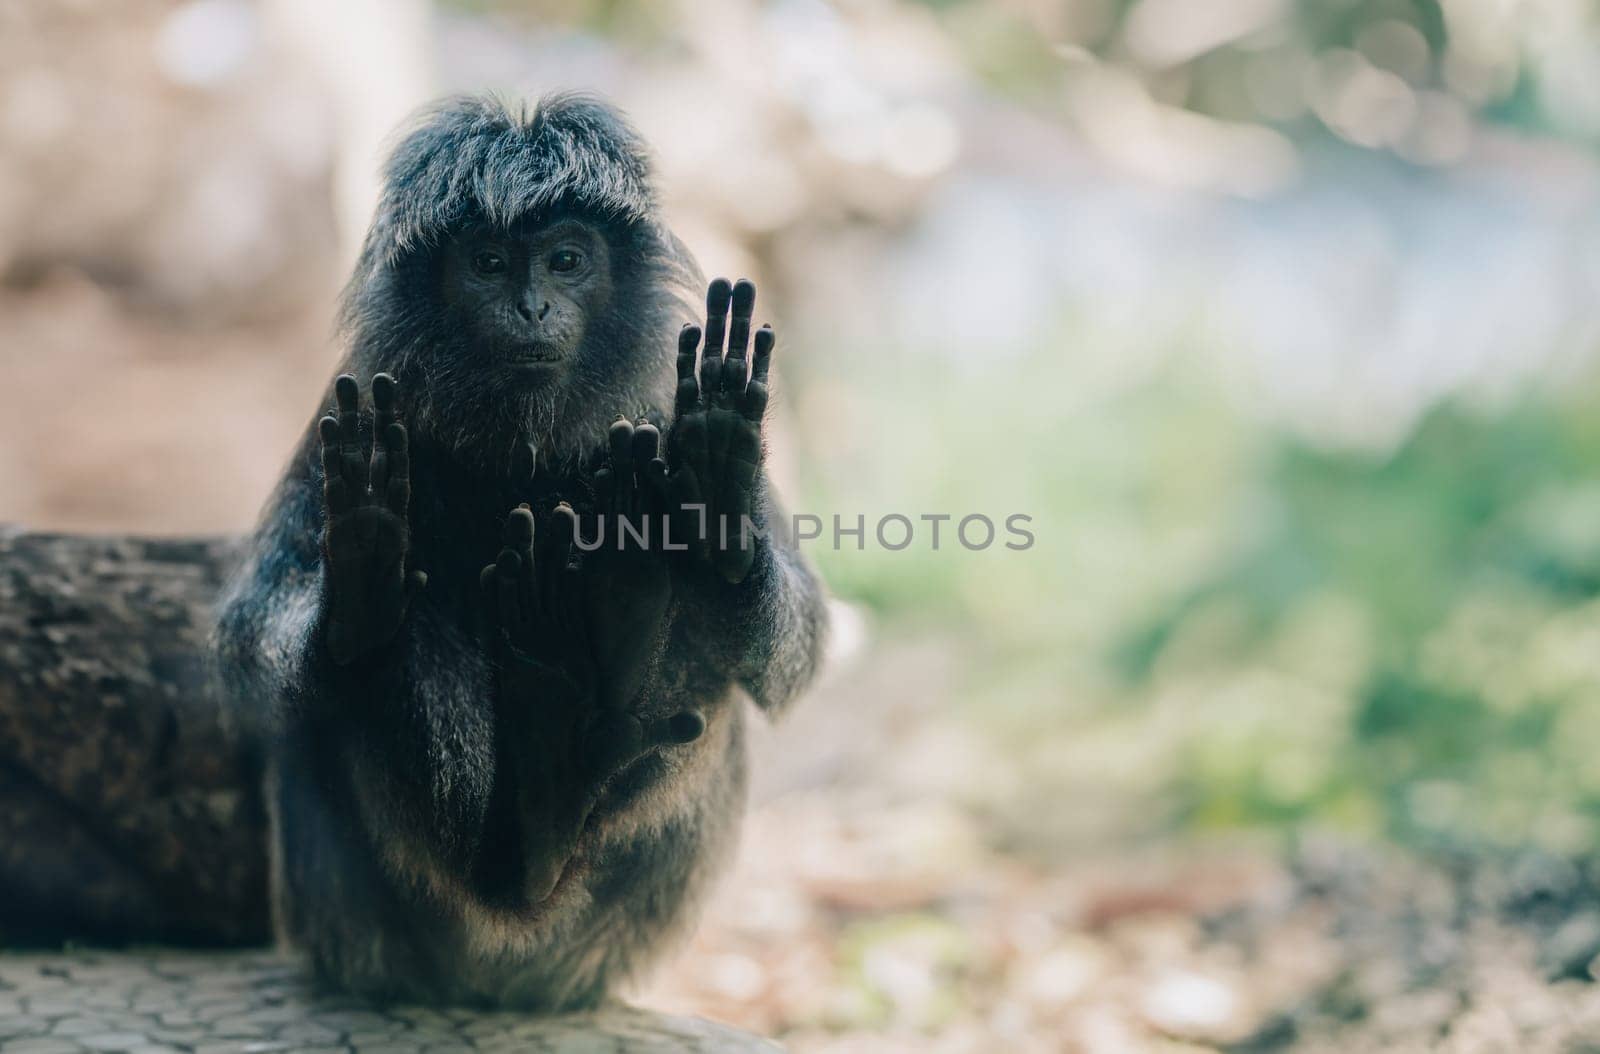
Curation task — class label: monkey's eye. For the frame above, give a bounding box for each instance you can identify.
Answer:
[472,251,507,276]
[549,250,583,274]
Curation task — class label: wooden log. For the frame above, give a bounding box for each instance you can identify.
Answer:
[0,526,270,946]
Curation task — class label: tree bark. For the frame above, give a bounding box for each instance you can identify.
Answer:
[0,526,270,946]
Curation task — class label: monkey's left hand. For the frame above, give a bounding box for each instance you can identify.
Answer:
[666,278,774,585]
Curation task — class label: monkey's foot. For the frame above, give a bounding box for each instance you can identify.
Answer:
[585,708,707,787]
[318,372,426,664]
[479,502,592,700]
[666,277,773,584]
[584,416,673,709]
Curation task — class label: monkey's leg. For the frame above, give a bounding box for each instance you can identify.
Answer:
[476,504,597,907]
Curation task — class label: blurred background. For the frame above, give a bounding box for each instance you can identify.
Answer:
[5,0,1600,1050]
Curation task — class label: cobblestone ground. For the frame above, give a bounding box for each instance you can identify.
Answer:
[0,953,777,1054]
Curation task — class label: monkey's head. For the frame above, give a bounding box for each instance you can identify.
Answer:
[341,94,701,468]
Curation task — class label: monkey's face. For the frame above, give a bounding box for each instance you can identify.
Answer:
[437,218,615,384]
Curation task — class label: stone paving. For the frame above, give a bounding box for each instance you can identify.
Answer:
[0,953,778,1053]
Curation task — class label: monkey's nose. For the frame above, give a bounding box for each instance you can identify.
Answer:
[515,298,552,324]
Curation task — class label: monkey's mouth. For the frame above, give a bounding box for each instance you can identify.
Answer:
[504,344,566,368]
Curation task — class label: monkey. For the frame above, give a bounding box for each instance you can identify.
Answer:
[212,93,828,1009]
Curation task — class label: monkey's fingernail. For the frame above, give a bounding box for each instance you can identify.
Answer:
[518,502,531,510]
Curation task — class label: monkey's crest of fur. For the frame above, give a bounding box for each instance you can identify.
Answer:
[364,93,658,269]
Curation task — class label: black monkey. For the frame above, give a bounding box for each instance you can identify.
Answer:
[214,94,828,1008]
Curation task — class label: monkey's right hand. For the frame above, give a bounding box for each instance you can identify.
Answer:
[319,372,426,665]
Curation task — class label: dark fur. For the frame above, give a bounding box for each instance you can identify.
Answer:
[214,94,827,1007]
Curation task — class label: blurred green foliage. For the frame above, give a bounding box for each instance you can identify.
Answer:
[800,326,1600,854]
[1140,393,1600,850]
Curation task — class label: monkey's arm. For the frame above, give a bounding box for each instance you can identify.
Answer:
[675,485,827,715]
[215,380,493,884]
[664,279,828,714]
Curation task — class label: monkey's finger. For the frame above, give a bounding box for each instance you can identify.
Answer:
[609,418,635,515]
[496,549,523,627]
[703,278,731,359]
[631,419,661,465]
[478,563,501,648]
[371,372,398,435]
[383,423,411,515]
[631,420,660,516]
[333,374,369,500]
[743,326,775,422]
[318,416,354,515]
[700,278,730,394]
[675,324,702,418]
[552,501,578,562]
[545,502,578,614]
[371,372,397,412]
[642,457,669,518]
[370,373,398,494]
[742,382,769,426]
[479,562,498,610]
[720,279,756,406]
[504,506,537,618]
[334,373,361,418]
[504,505,536,550]
[699,347,723,402]
[751,325,775,379]
[318,415,341,474]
